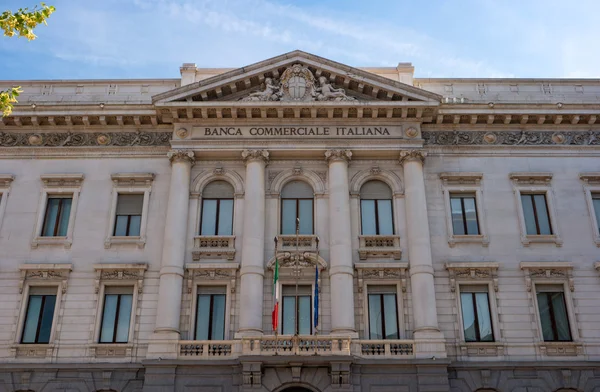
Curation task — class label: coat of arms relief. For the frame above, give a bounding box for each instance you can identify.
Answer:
[241,64,356,102]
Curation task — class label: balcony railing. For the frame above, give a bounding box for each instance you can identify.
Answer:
[192,235,236,260]
[179,340,240,358]
[358,235,401,260]
[277,234,319,252]
[177,337,414,359]
[353,340,414,358]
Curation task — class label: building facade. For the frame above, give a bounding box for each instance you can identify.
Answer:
[0,51,599,392]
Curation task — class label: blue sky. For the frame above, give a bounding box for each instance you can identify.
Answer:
[1,0,600,80]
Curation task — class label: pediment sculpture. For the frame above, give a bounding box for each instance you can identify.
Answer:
[241,64,356,102]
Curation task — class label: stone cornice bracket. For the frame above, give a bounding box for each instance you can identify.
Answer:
[398,149,427,166]
[167,149,195,165]
[0,174,15,188]
[580,172,600,185]
[241,149,269,164]
[509,172,553,185]
[324,149,352,163]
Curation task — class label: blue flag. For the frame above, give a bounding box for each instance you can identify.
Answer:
[314,263,319,330]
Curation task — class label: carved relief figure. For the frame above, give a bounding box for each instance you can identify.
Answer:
[241,78,282,101]
[316,76,356,101]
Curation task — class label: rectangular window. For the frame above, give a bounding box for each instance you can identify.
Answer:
[281,199,313,235]
[282,285,311,335]
[536,286,572,342]
[195,286,226,340]
[460,286,494,342]
[200,199,234,236]
[592,193,600,234]
[521,193,553,235]
[450,194,479,235]
[113,194,143,236]
[367,286,399,339]
[360,199,394,235]
[99,286,133,343]
[21,287,57,344]
[42,196,72,237]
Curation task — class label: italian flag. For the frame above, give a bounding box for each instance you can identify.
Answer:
[272,257,280,333]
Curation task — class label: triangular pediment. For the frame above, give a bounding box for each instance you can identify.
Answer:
[153,50,441,104]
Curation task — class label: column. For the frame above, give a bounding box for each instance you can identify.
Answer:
[399,150,446,358]
[325,149,356,335]
[147,149,195,359]
[237,149,269,336]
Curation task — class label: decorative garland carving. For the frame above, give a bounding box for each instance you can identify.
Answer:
[399,149,427,165]
[19,264,73,294]
[445,263,499,292]
[324,149,352,163]
[185,264,239,294]
[0,131,171,147]
[93,264,148,294]
[355,263,409,293]
[423,130,600,146]
[520,262,574,292]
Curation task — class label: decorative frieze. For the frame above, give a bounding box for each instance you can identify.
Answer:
[93,263,148,294]
[110,172,155,187]
[0,131,171,147]
[445,262,499,292]
[355,262,409,293]
[423,130,600,146]
[185,263,239,294]
[520,262,574,292]
[19,264,73,294]
[509,172,553,185]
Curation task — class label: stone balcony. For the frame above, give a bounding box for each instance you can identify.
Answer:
[192,235,236,260]
[358,235,401,260]
[276,234,319,252]
[178,337,415,360]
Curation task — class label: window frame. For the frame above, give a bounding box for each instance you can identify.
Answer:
[280,197,315,235]
[366,289,400,340]
[98,288,135,344]
[535,288,572,342]
[199,197,235,236]
[439,173,489,247]
[520,262,580,349]
[189,279,233,340]
[0,174,14,232]
[580,173,600,247]
[359,198,395,235]
[281,284,313,336]
[32,174,83,249]
[275,280,315,336]
[458,287,495,343]
[105,173,154,249]
[449,194,480,236]
[510,173,562,247]
[18,285,60,345]
[41,196,73,237]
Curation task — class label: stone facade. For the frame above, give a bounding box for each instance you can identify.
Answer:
[0,51,599,392]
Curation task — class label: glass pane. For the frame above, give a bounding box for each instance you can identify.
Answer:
[195,295,211,340]
[550,292,572,341]
[382,294,399,339]
[593,197,600,233]
[211,295,226,340]
[534,194,552,235]
[114,215,129,236]
[115,294,132,343]
[361,200,377,235]
[450,197,465,235]
[100,294,118,343]
[128,215,141,236]
[282,296,296,335]
[475,293,493,341]
[298,296,311,335]
[298,200,313,234]
[460,293,477,342]
[200,200,217,235]
[217,200,233,235]
[281,200,297,235]
[463,197,480,235]
[521,195,538,235]
[368,294,383,339]
[377,200,394,235]
[42,198,60,236]
[537,292,555,341]
[57,198,72,236]
[37,295,56,343]
[22,296,43,343]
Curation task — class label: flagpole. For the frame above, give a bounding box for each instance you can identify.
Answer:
[295,217,300,336]
[273,236,278,355]
[315,236,320,336]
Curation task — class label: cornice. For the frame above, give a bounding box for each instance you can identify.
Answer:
[0,131,171,147]
[423,130,600,146]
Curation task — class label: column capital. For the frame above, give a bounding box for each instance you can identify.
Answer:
[325,149,352,164]
[399,149,427,166]
[167,149,195,165]
[242,149,269,164]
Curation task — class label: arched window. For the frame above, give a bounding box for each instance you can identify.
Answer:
[200,180,234,236]
[281,181,314,235]
[360,181,394,235]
